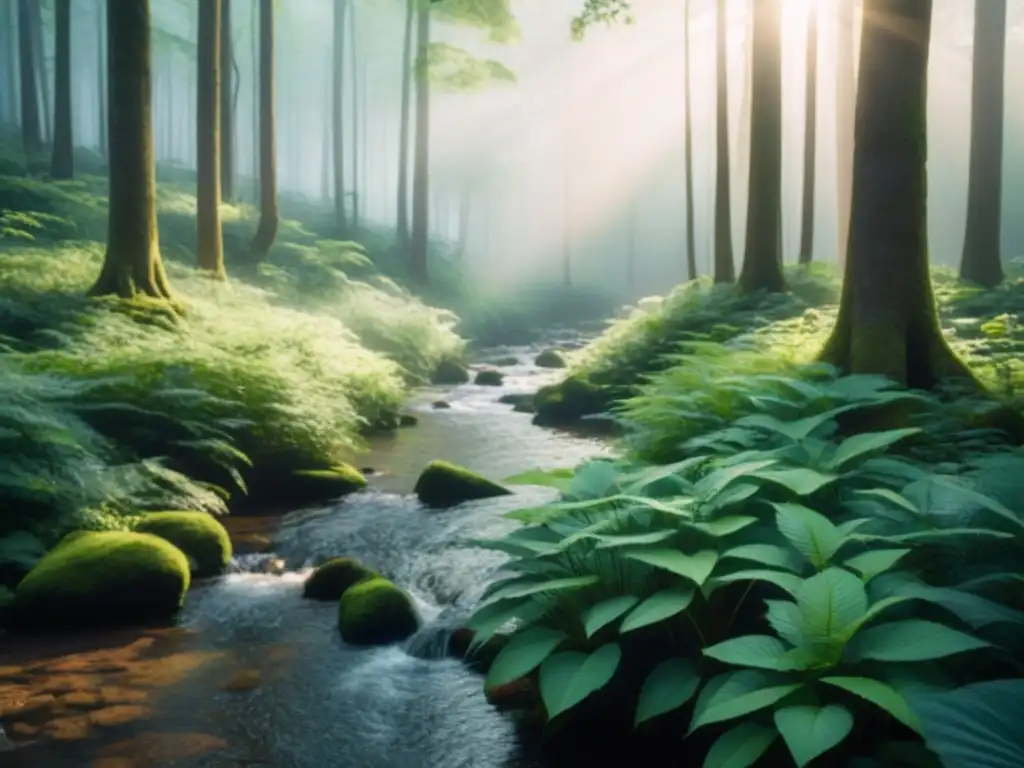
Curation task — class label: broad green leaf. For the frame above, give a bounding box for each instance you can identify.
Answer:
[703,722,778,768]
[870,527,1013,544]
[828,428,922,471]
[774,704,854,767]
[839,595,914,640]
[766,599,806,646]
[855,488,921,517]
[703,635,791,671]
[694,459,779,497]
[928,477,1024,532]
[582,595,640,638]
[722,543,803,572]
[502,468,574,490]
[539,643,621,719]
[625,548,719,586]
[774,502,843,569]
[754,468,838,496]
[821,676,921,733]
[620,586,695,633]
[713,569,801,596]
[689,669,802,732]
[842,549,911,581]
[486,627,567,688]
[620,455,707,495]
[846,619,989,662]
[796,568,869,653]
[903,584,1024,629]
[708,482,761,509]
[591,530,676,550]
[477,574,600,608]
[692,516,759,537]
[635,658,701,725]
[503,496,619,524]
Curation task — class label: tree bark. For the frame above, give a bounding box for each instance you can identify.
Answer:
[50,0,73,179]
[797,0,818,265]
[3,1,18,125]
[712,0,734,284]
[408,3,431,285]
[95,0,107,157]
[349,0,360,229]
[89,0,172,300]
[818,0,972,388]
[682,0,697,281]
[332,0,348,231]
[396,0,414,248]
[29,0,50,144]
[220,0,234,202]
[737,0,786,294]
[17,0,41,158]
[456,186,470,261]
[249,0,278,262]
[835,0,855,267]
[196,0,225,278]
[959,0,1006,288]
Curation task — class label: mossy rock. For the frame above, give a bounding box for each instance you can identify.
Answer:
[134,511,232,578]
[398,413,419,427]
[290,464,368,506]
[337,577,419,645]
[11,531,190,630]
[534,348,567,368]
[474,369,504,386]
[532,375,611,426]
[413,460,511,507]
[430,358,470,385]
[489,355,520,367]
[498,393,534,413]
[303,557,377,601]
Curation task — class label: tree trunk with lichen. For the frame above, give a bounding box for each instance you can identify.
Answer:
[249,0,278,263]
[89,0,172,300]
[712,0,734,284]
[50,0,73,180]
[797,0,817,265]
[818,0,973,388]
[196,0,225,278]
[835,0,855,268]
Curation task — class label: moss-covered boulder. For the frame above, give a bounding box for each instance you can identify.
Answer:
[303,557,377,601]
[489,355,519,367]
[134,511,232,578]
[413,460,511,507]
[10,531,190,630]
[498,392,534,413]
[534,348,567,368]
[337,577,419,645]
[430,358,470,385]
[532,375,611,426]
[474,369,504,386]
[290,464,367,506]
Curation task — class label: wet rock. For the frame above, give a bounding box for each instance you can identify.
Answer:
[302,557,377,601]
[498,393,534,412]
[398,413,419,427]
[486,676,537,710]
[489,355,520,367]
[413,460,512,507]
[533,375,611,426]
[134,511,232,578]
[430,358,470,385]
[474,369,504,386]
[289,463,367,506]
[337,577,420,646]
[534,348,567,368]
[432,400,451,409]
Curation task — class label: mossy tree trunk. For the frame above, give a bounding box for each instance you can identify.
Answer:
[50,0,73,180]
[409,1,431,286]
[88,0,172,300]
[196,0,225,278]
[737,0,786,294]
[332,0,348,231]
[818,0,972,388]
[835,0,855,267]
[396,0,415,249]
[95,0,107,158]
[712,0,734,284]
[220,0,234,202]
[249,0,278,263]
[682,0,697,281]
[17,0,42,158]
[797,0,817,265]
[959,0,1006,288]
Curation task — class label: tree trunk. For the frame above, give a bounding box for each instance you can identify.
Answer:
[683,0,697,281]
[321,70,331,201]
[818,0,972,388]
[29,0,50,144]
[332,0,348,231]
[959,0,1006,288]
[50,0,73,179]
[737,0,786,294]
[396,0,414,248]
[456,187,470,261]
[250,2,258,201]
[712,0,734,284]
[797,0,818,265]
[4,1,19,125]
[95,0,107,157]
[626,201,636,292]
[17,0,41,158]
[408,3,431,285]
[249,0,278,262]
[349,0,360,229]
[196,0,225,278]
[89,0,172,300]
[835,0,855,267]
[220,0,234,202]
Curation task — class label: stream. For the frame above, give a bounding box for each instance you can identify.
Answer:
[0,340,612,768]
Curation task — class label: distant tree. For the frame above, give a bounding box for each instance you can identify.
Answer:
[50,0,73,180]
[835,0,855,266]
[28,0,49,143]
[17,0,42,158]
[196,0,225,278]
[959,0,1006,288]
[349,0,361,228]
[220,0,235,201]
[332,0,348,231]
[797,0,817,265]
[737,0,786,294]
[819,0,972,387]
[249,0,278,263]
[89,0,173,300]
[396,0,415,249]
[712,0,734,284]
[409,0,431,285]
[95,0,107,158]
[682,0,696,281]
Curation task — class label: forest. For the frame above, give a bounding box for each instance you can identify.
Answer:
[0,0,1022,766]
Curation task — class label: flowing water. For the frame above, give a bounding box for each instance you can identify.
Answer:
[0,342,612,768]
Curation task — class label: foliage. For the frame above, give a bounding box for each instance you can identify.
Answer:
[570,0,635,41]
[427,43,516,92]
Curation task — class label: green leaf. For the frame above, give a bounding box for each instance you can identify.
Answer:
[502,467,574,490]
[692,516,759,537]
[903,584,1024,629]
[846,620,989,662]
[625,548,719,586]
[582,595,640,638]
[842,549,911,581]
[635,658,701,726]
[703,722,778,768]
[539,643,621,719]
[854,487,921,516]
[713,569,801,596]
[754,468,838,496]
[766,599,806,646]
[695,458,779,497]
[821,676,921,733]
[591,530,677,550]
[703,635,791,671]
[722,543,803,572]
[928,476,1024,532]
[774,502,843,569]
[485,627,567,689]
[689,670,802,733]
[477,574,600,608]
[774,704,854,767]
[620,586,695,633]
[796,568,869,653]
[828,428,922,471]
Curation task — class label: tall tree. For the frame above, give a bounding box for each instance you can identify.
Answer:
[220,0,234,201]
[332,0,348,231]
[712,0,734,284]
[196,0,225,278]
[737,0,786,293]
[3,1,18,125]
[408,1,431,284]
[626,200,636,293]
[249,0,278,262]
[89,0,172,299]
[349,0,361,228]
[682,0,697,281]
[959,0,1006,288]
[835,0,855,266]
[819,0,971,387]
[797,0,818,265]
[95,0,107,158]
[17,0,41,158]
[50,0,73,179]
[396,0,415,248]
[28,0,50,143]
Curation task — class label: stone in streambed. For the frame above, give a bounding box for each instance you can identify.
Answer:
[290,463,367,505]
[413,460,511,507]
[303,557,377,601]
[134,511,232,578]
[432,400,451,409]
[337,577,419,645]
[398,413,418,427]
[498,393,535,413]
[534,348,567,368]
[489,355,520,367]
[474,369,503,386]
[430,358,470,385]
